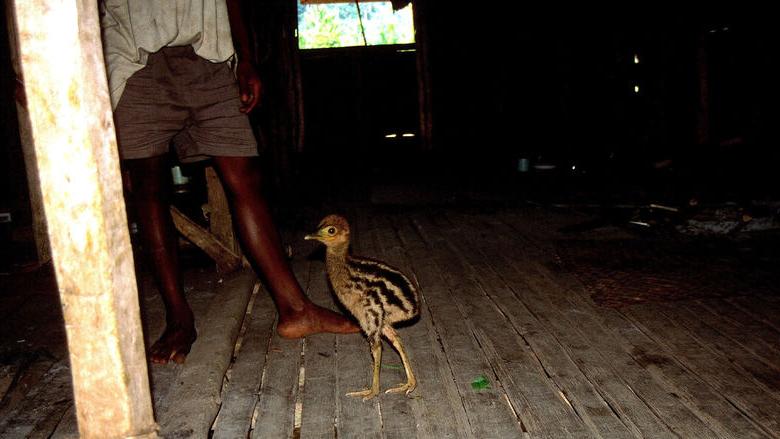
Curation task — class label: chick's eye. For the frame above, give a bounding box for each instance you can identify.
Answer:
[327,227,336,235]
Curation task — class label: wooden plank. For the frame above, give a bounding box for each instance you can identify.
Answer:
[249,234,305,439]
[590,306,746,438]
[49,405,78,439]
[211,282,277,439]
[299,255,340,438]
[400,213,525,438]
[12,0,156,436]
[0,348,57,428]
[449,213,674,439]
[623,303,780,435]
[26,401,71,439]
[333,334,384,439]
[443,211,655,439]
[490,211,765,437]
[472,261,678,439]
[485,210,762,438]
[249,336,302,439]
[141,280,182,414]
[0,360,71,438]
[659,303,780,396]
[205,166,249,269]
[363,217,436,438]
[730,296,780,334]
[378,213,475,439]
[145,269,218,415]
[330,210,383,439]
[51,270,217,439]
[171,206,242,273]
[412,212,600,438]
[697,299,780,367]
[53,266,227,438]
[158,269,257,437]
[4,0,50,265]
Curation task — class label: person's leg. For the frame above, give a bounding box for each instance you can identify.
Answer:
[127,155,196,364]
[211,156,359,337]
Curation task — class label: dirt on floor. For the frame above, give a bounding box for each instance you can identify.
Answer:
[553,217,780,307]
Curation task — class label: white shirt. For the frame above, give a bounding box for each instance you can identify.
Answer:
[100,0,236,109]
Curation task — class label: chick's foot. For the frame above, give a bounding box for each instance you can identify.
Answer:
[385,381,416,396]
[346,388,380,401]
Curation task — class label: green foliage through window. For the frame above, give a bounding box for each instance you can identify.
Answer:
[297,1,415,49]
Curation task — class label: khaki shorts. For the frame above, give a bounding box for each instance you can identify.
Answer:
[114,46,258,163]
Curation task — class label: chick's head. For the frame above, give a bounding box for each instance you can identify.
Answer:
[305,214,351,247]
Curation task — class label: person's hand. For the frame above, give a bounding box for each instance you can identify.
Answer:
[236,59,261,113]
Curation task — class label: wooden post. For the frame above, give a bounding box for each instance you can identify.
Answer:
[12,0,157,438]
[695,30,710,147]
[170,205,242,272]
[413,0,434,152]
[4,1,51,265]
[205,166,249,269]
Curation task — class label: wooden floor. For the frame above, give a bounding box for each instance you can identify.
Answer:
[3,206,780,438]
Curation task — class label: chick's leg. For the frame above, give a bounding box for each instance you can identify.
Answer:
[382,326,417,395]
[346,340,382,401]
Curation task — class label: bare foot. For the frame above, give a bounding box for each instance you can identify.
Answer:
[277,303,360,338]
[150,324,197,364]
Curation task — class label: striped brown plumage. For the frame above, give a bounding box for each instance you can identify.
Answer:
[305,214,419,400]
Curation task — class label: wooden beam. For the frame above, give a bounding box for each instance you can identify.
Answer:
[170,206,242,273]
[11,0,157,437]
[205,166,249,269]
[4,1,50,265]
[158,271,257,437]
[696,30,710,146]
[413,0,434,152]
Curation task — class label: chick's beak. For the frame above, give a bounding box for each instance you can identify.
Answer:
[304,232,320,241]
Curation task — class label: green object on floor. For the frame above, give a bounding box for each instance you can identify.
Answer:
[471,375,490,390]
[382,363,403,370]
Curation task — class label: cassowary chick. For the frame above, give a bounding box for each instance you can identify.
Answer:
[305,214,419,400]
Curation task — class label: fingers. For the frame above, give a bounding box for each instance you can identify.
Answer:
[239,78,261,113]
[236,60,261,113]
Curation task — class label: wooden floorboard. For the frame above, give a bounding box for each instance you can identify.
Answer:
[373,214,479,439]
[623,303,780,436]
[299,259,340,439]
[362,216,425,439]
[488,257,687,439]
[147,268,220,418]
[0,356,60,433]
[695,299,780,369]
[211,282,276,439]
[159,269,257,437]
[330,210,387,439]
[731,296,780,334]
[658,303,780,397]
[4,205,780,439]
[388,216,478,438]
[249,335,302,439]
[406,213,531,438]
[446,212,647,439]
[248,252,305,439]
[454,213,672,439]
[47,404,77,439]
[482,210,764,438]
[0,360,70,438]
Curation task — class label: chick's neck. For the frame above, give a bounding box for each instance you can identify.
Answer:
[325,241,351,291]
[325,241,349,267]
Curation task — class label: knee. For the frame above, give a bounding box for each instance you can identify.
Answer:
[215,157,263,197]
[125,157,171,201]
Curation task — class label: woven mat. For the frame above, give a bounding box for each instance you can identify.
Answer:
[554,234,780,308]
